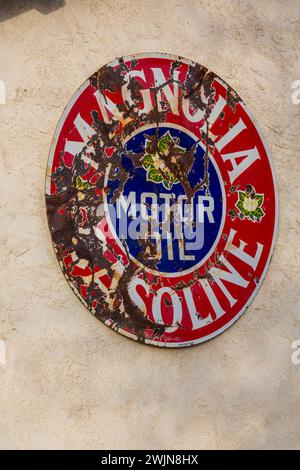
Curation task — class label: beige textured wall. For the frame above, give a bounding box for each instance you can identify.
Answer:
[0,0,299,450]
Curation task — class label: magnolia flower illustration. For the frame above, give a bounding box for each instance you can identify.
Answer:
[141,131,184,190]
[235,185,265,222]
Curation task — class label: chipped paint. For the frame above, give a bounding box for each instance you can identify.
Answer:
[45,53,278,347]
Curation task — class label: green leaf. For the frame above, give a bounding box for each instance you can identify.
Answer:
[162,179,172,190]
[253,207,264,217]
[142,154,154,170]
[238,191,246,202]
[174,145,184,154]
[256,194,263,207]
[236,200,244,212]
[76,176,84,189]
[147,168,163,183]
[76,176,89,190]
[243,209,250,216]
[158,132,172,154]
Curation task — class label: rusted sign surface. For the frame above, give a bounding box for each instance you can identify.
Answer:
[45,53,278,347]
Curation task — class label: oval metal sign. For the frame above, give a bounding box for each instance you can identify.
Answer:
[45,53,278,347]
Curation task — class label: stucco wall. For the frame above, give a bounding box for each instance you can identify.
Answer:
[0,0,299,450]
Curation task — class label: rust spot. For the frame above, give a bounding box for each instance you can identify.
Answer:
[46,55,242,341]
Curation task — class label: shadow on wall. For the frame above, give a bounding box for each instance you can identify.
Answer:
[0,0,65,22]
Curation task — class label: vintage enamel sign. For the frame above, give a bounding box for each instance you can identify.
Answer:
[45,53,278,347]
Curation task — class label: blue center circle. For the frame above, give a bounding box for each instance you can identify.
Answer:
[106,126,223,275]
